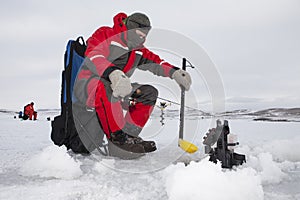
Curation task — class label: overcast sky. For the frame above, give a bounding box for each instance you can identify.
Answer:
[0,0,299,111]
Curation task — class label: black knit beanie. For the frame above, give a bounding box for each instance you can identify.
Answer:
[126,13,151,33]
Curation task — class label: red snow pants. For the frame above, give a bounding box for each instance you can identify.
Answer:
[94,81,158,139]
[24,110,37,120]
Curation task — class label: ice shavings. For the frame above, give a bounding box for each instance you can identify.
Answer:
[262,137,300,162]
[165,158,264,200]
[257,153,287,184]
[19,145,82,179]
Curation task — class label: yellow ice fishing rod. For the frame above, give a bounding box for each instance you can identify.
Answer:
[178,58,198,153]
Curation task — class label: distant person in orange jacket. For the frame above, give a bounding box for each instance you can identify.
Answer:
[23,102,37,120]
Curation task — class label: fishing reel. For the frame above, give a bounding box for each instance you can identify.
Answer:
[203,120,246,169]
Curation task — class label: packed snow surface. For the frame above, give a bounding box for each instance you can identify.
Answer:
[0,108,300,200]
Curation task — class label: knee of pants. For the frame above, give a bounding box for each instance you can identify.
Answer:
[135,85,158,105]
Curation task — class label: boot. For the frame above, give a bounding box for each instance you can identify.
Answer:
[110,130,157,153]
[142,140,157,152]
[110,130,145,154]
[127,135,157,153]
[122,122,157,153]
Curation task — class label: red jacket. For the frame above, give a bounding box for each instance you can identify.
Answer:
[77,12,178,107]
[24,104,34,115]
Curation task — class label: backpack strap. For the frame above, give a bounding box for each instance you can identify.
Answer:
[76,36,86,46]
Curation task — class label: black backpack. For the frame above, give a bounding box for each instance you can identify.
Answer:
[51,36,107,155]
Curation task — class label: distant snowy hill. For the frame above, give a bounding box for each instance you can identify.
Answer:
[216,108,300,122]
[152,107,300,122]
[2,107,300,123]
[3,107,299,117]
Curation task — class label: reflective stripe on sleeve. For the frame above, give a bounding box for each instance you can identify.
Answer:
[90,55,105,61]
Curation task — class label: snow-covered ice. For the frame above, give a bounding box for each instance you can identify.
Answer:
[0,108,300,200]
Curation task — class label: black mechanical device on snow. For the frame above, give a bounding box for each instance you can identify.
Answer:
[203,120,246,169]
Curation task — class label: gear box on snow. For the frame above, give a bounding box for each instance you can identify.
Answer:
[203,120,246,169]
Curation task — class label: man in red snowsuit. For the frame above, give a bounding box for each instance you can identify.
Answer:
[23,102,37,120]
[75,12,191,154]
